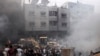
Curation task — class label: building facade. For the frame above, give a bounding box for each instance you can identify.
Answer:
[24,0,69,38]
[63,2,94,33]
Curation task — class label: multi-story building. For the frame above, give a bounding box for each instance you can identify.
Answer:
[58,7,69,31]
[63,2,94,33]
[25,4,49,31]
[24,0,69,38]
[48,6,58,31]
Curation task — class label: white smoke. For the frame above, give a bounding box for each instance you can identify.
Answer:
[65,14,100,53]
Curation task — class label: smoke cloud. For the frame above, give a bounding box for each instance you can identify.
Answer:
[62,14,100,54]
[0,0,24,44]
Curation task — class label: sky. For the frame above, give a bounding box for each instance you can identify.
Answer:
[49,0,99,6]
[49,0,100,12]
[25,0,100,12]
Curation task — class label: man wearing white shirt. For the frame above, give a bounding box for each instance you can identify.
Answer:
[17,46,23,56]
[3,45,9,56]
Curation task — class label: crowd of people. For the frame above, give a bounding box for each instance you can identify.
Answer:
[0,44,61,56]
